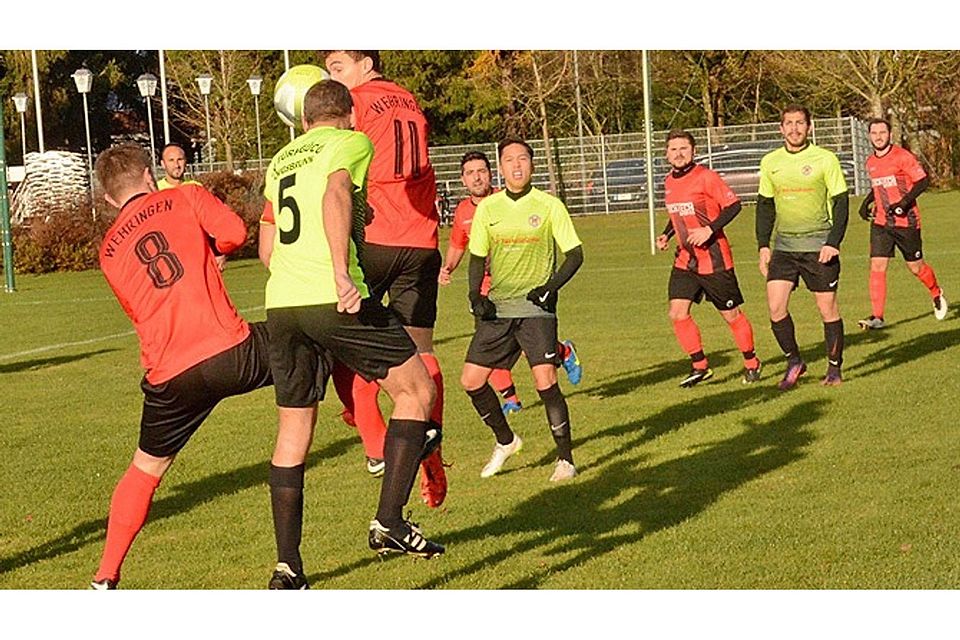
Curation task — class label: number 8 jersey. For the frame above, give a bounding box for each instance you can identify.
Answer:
[264,125,374,310]
[351,78,438,249]
[99,185,249,384]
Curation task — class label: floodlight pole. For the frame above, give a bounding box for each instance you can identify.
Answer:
[72,67,95,217]
[137,73,159,171]
[31,50,45,153]
[642,50,656,256]
[196,73,214,172]
[13,93,29,161]
[247,75,264,170]
[0,98,16,292]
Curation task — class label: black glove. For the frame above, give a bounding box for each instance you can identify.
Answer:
[858,199,874,221]
[526,285,557,313]
[470,295,497,321]
[887,201,908,217]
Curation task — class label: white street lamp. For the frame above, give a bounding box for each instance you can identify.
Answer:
[12,93,29,162]
[246,75,263,170]
[71,67,95,202]
[196,73,214,172]
[136,73,159,170]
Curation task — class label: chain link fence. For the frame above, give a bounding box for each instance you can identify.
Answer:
[431,116,871,217]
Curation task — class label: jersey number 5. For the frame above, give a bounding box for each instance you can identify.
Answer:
[393,119,422,180]
[135,231,184,289]
[278,174,301,244]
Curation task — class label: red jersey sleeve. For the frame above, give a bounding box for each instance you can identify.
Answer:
[897,147,928,184]
[260,200,275,225]
[703,170,739,212]
[449,199,475,250]
[181,184,247,255]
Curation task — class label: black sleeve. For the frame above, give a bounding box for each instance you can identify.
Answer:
[709,201,742,233]
[660,219,675,239]
[468,254,486,304]
[825,191,850,248]
[545,244,584,291]
[858,190,876,221]
[756,195,776,249]
[897,176,929,211]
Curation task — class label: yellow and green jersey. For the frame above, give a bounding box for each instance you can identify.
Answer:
[157,177,202,190]
[264,126,373,309]
[758,143,848,252]
[469,187,582,317]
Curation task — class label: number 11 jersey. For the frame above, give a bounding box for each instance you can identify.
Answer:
[351,78,438,249]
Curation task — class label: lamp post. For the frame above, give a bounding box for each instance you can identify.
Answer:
[71,67,95,203]
[246,75,263,170]
[12,93,28,162]
[196,73,214,172]
[136,73,159,171]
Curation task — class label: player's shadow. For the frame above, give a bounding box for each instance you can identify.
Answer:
[414,400,822,589]
[581,352,735,400]
[843,323,960,378]
[0,349,119,374]
[0,436,355,579]
[432,332,474,348]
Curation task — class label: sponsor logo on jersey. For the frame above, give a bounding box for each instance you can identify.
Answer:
[667,202,696,216]
[871,176,898,188]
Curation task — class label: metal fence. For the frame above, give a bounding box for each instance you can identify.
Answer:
[174,116,871,218]
[431,116,871,217]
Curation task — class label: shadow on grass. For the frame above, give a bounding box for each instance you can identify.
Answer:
[577,352,735,400]
[415,400,824,589]
[0,436,356,578]
[843,323,960,378]
[0,349,119,374]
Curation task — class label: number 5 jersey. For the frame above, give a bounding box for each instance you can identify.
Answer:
[99,185,249,384]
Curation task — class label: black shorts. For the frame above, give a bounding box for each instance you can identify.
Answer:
[139,322,273,458]
[668,267,745,310]
[870,225,923,261]
[267,298,417,408]
[466,316,560,371]
[767,250,840,293]
[361,243,440,328]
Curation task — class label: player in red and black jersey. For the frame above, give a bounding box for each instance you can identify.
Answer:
[857,118,947,329]
[656,129,761,387]
[90,144,274,589]
[322,50,446,508]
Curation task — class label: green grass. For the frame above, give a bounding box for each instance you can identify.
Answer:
[2,191,959,590]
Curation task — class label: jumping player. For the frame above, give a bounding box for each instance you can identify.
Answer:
[656,129,761,386]
[262,80,444,589]
[322,50,446,507]
[857,117,947,329]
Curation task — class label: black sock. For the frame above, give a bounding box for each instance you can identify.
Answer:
[771,314,801,364]
[269,464,305,574]
[467,384,515,445]
[823,319,844,370]
[690,350,707,367]
[497,384,517,400]
[537,383,573,464]
[375,419,427,529]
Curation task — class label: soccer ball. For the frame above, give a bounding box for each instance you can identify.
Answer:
[273,64,328,129]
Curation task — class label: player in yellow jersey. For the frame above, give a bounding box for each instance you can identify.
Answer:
[460,138,584,482]
[262,80,444,589]
[757,105,849,389]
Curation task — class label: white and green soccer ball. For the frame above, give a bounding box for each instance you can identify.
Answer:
[273,64,329,129]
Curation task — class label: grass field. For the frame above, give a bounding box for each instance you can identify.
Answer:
[1,191,959,594]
